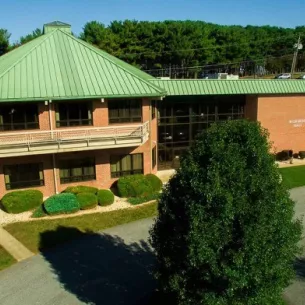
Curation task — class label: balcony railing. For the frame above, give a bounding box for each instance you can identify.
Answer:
[0,121,149,157]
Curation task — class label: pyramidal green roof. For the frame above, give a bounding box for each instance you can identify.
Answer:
[0,25,165,102]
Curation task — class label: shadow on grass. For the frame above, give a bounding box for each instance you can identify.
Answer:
[39,226,157,305]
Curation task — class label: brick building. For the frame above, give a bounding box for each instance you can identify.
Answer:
[1,21,305,197]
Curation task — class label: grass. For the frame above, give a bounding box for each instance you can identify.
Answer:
[0,246,16,271]
[4,202,158,253]
[279,165,305,189]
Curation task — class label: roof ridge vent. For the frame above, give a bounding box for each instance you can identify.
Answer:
[43,21,71,34]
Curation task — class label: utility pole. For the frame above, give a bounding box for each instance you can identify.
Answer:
[291,36,303,78]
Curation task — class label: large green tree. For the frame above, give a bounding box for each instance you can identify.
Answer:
[150,120,302,305]
[0,29,10,56]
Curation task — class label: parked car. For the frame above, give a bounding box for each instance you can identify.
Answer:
[275,73,291,79]
[297,75,305,79]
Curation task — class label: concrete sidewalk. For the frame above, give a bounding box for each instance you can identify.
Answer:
[0,227,33,261]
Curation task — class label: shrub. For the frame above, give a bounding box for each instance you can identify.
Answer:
[117,174,155,197]
[145,174,163,192]
[44,193,80,215]
[76,192,98,210]
[1,190,43,214]
[63,185,98,195]
[150,120,302,305]
[276,150,292,161]
[128,192,160,205]
[299,151,305,159]
[97,189,115,206]
[117,174,144,197]
[293,153,299,159]
[32,205,47,218]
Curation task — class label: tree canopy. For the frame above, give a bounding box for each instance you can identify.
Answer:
[150,120,302,305]
[1,20,305,76]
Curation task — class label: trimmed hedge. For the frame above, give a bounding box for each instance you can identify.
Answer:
[63,185,98,195]
[76,193,98,210]
[128,192,160,205]
[117,174,161,198]
[97,189,115,206]
[32,205,47,218]
[44,193,80,215]
[1,190,43,214]
[145,174,163,192]
[299,151,305,159]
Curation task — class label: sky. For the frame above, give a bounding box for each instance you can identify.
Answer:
[2,0,305,42]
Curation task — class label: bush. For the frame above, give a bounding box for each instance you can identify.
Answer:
[32,205,47,218]
[117,174,156,197]
[276,150,292,161]
[299,151,305,159]
[145,174,163,192]
[44,193,80,215]
[63,185,98,195]
[293,153,299,159]
[1,190,43,214]
[128,192,160,205]
[97,189,115,206]
[76,193,98,210]
[150,120,302,305]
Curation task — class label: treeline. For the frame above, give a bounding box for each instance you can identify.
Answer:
[1,20,305,77]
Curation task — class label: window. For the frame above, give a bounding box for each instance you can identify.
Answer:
[55,101,92,127]
[151,100,156,119]
[4,163,44,190]
[108,100,142,123]
[110,154,143,178]
[152,146,157,168]
[59,158,96,184]
[0,104,39,131]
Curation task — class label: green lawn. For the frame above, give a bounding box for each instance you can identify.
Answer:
[0,246,16,271]
[279,165,305,189]
[4,202,158,253]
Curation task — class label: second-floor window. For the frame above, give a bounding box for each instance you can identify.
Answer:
[108,99,142,123]
[55,101,92,127]
[0,104,39,131]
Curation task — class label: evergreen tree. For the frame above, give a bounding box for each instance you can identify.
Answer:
[150,120,302,305]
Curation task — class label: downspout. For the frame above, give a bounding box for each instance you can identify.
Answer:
[48,100,58,194]
[149,99,152,173]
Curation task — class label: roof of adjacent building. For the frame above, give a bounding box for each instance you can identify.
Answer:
[150,79,305,96]
[0,22,165,102]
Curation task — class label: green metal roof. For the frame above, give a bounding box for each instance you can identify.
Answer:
[150,79,305,95]
[0,26,165,102]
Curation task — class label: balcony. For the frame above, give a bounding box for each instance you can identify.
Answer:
[0,121,149,157]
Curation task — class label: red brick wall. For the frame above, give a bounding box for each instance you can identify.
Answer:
[257,95,305,153]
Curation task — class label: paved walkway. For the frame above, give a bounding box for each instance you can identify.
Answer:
[0,227,33,261]
[0,217,155,305]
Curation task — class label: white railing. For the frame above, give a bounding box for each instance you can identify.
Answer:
[0,121,149,148]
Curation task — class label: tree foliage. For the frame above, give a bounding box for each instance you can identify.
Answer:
[0,28,10,56]
[150,120,302,305]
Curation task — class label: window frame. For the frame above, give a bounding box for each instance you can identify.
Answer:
[108,99,142,124]
[0,103,39,131]
[4,163,44,190]
[55,101,93,128]
[151,100,156,119]
[152,146,157,169]
[110,153,144,178]
[59,157,96,184]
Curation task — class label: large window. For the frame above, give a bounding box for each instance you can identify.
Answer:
[59,158,96,184]
[4,163,44,190]
[55,101,92,127]
[108,99,142,123]
[157,95,245,170]
[0,104,39,131]
[110,153,143,178]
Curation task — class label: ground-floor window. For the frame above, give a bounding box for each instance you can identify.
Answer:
[59,157,96,184]
[152,146,157,169]
[4,163,44,190]
[110,153,143,178]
